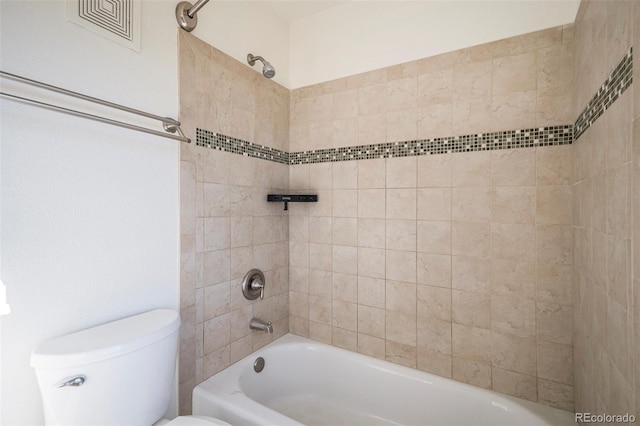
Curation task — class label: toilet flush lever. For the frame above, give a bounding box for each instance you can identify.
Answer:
[56,375,86,388]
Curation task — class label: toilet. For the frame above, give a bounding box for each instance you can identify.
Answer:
[30,309,230,425]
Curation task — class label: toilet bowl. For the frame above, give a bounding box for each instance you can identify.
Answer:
[31,309,230,425]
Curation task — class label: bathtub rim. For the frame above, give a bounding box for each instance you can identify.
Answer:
[193,333,574,426]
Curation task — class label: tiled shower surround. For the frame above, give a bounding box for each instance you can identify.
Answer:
[286,25,576,411]
[178,32,291,413]
[572,0,639,421]
[180,7,637,419]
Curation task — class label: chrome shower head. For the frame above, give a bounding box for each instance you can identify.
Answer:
[247,53,276,79]
[262,62,276,79]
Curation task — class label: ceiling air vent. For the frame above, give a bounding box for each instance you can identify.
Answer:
[66,0,140,51]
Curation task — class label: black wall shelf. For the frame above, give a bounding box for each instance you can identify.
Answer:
[268,194,318,211]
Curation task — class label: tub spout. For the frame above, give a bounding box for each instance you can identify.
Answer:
[250,317,273,334]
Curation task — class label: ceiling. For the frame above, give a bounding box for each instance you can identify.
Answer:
[261,0,580,24]
[259,0,579,24]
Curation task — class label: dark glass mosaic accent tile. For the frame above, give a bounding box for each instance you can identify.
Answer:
[196,125,573,166]
[195,128,290,165]
[574,47,633,141]
[288,126,573,165]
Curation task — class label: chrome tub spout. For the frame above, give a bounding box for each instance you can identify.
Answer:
[250,317,273,334]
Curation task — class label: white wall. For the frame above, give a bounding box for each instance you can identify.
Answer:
[184,0,579,90]
[289,0,580,88]
[192,1,291,88]
[0,1,178,115]
[0,1,180,424]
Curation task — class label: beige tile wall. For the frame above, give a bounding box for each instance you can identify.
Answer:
[288,26,575,410]
[290,26,573,152]
[636,1,640,420]
[572,0,638,421]
[178,32,290,414]
[288,149,574,409]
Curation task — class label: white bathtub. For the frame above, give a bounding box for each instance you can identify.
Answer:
[193,334,573,425]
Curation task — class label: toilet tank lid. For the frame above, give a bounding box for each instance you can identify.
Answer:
[31,309,180,369]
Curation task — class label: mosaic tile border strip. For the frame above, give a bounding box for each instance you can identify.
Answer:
[289,126,572,164]
[574,47,633,141]
[196,128,289,165]
[197,125,573,165]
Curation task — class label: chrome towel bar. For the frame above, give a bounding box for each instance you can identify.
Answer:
[0,70,190,143]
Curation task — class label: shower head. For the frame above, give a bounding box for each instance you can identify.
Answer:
[247,54,276,79]
[262,63,276,79]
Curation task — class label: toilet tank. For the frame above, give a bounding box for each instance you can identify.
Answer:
[31,309,181,426]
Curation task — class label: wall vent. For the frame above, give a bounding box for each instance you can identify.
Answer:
[67,0,141,51]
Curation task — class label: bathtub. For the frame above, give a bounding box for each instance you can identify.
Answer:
[193,334,573,425]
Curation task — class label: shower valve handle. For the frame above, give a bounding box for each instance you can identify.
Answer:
[242,269,266,301]
[250,279,264,300]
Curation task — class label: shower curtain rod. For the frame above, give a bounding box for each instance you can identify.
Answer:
[0,70,190,143]
[175,0,210,32]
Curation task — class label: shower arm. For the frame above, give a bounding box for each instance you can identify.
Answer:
[175,0,210,32]
[247,54,265,66]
